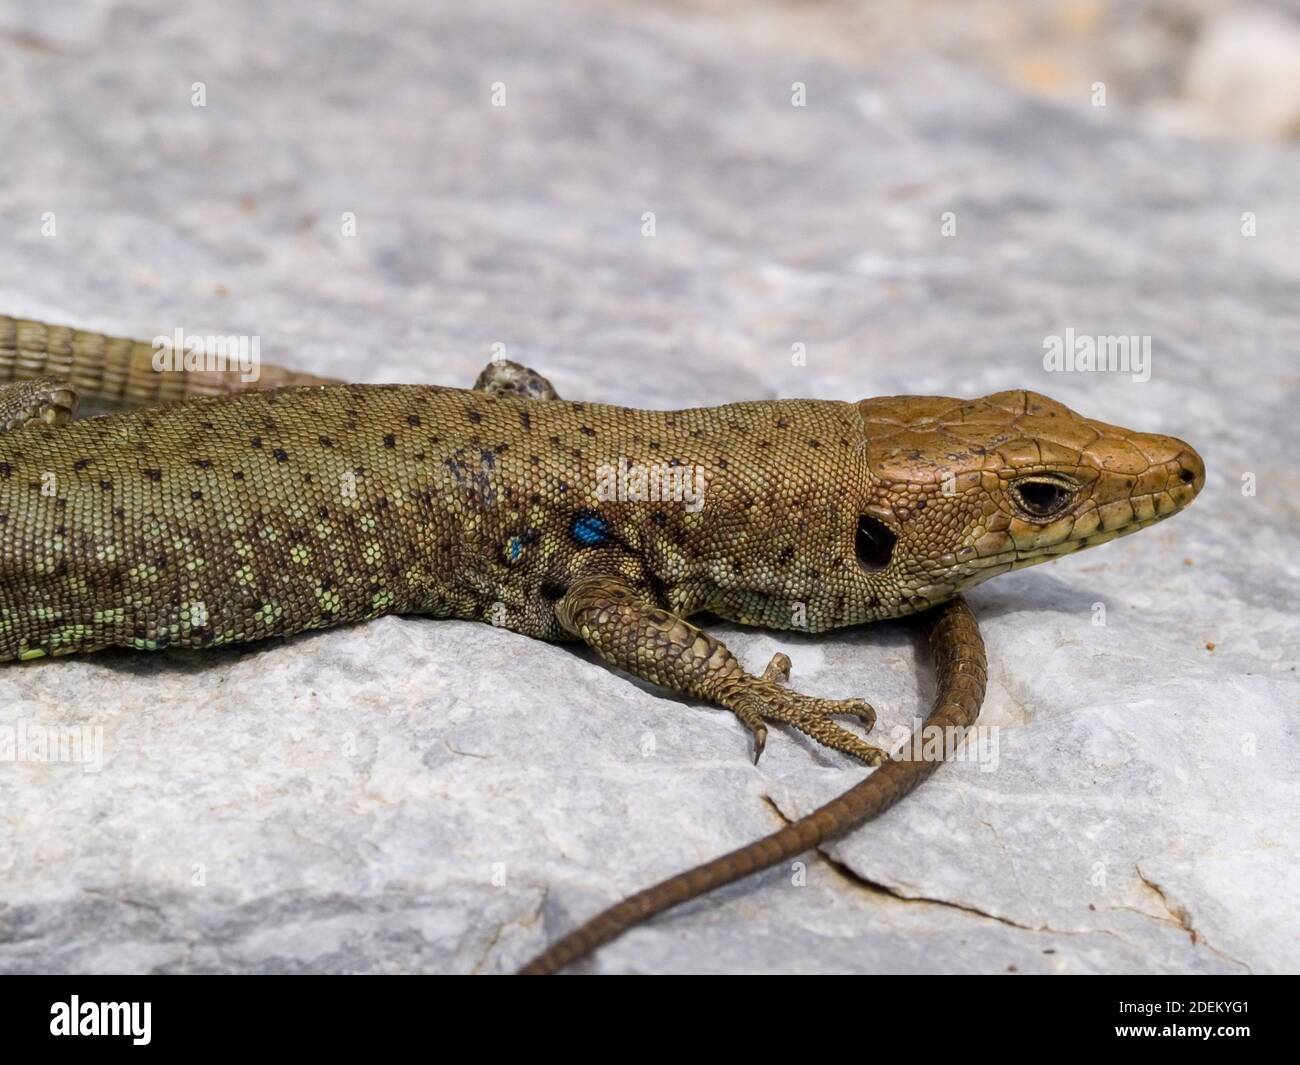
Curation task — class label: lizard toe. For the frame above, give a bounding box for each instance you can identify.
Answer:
[820,697,877,733]
[760,652,792,685]
[723,693,770,764]
[787,716,888,766]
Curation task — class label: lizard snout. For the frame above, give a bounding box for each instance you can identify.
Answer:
[1139,433,1205,511]
[1172,444,1205,497]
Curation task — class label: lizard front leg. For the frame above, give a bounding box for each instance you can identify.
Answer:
[472,359,882,764]
[556,574,884,765]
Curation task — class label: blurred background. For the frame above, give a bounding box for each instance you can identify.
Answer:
[678,0,1300,140]
[1,0,1296,405]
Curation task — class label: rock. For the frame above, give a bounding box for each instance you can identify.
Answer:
[1183,7,1300,137]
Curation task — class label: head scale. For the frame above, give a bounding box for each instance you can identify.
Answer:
[852,389,1204,612]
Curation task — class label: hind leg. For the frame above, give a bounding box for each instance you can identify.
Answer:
[0,377,79,432]
[473,359,560,401]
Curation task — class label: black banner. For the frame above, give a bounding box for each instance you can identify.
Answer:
[0,974,1287,1052]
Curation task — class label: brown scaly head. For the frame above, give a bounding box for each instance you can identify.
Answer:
[850,389,1205,615]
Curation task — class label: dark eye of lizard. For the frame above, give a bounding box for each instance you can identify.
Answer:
[855,514,897,570]
[1012,478,1075,520]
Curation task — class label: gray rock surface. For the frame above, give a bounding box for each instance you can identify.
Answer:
[0,0,1296,973]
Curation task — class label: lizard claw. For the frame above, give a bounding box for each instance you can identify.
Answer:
[724,694,770,764]
[821,697,877,733]
[721,675,885,766]
[761,652,792,685]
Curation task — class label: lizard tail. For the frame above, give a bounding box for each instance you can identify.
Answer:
[517,595,988,975]
[0,315,338,409]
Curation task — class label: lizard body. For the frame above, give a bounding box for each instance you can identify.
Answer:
[0,315,1204,972]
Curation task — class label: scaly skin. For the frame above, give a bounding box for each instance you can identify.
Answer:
[0,316,1204,972]
[0,314,333,409]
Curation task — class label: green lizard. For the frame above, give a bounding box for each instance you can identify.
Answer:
[0,315,1204,973]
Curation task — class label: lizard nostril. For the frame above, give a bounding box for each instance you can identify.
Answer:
[1166,444,1204,493]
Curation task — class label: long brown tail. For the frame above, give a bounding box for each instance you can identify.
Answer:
[0,315,338,409]
[518,595,988,974]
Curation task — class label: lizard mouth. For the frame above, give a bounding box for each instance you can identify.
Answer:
[1007,509,1171,568]
[951,477,1202,589]
[879,471,1202,609]
[996,444,1205,572]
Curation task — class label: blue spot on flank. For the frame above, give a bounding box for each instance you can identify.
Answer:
[571,513,610,546]
[505,528,540,562]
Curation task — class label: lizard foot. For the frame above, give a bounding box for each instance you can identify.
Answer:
[720,664,884,766]
[555,576,884,767]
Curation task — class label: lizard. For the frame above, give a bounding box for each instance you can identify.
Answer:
[0,314,1204,972]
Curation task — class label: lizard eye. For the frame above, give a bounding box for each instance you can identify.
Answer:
[1011,477,1076,520]
[855,514,897,570]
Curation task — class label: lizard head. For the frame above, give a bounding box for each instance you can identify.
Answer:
[852,389,1204,612]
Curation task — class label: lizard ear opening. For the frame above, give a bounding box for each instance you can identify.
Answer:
[855,514,897,571]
